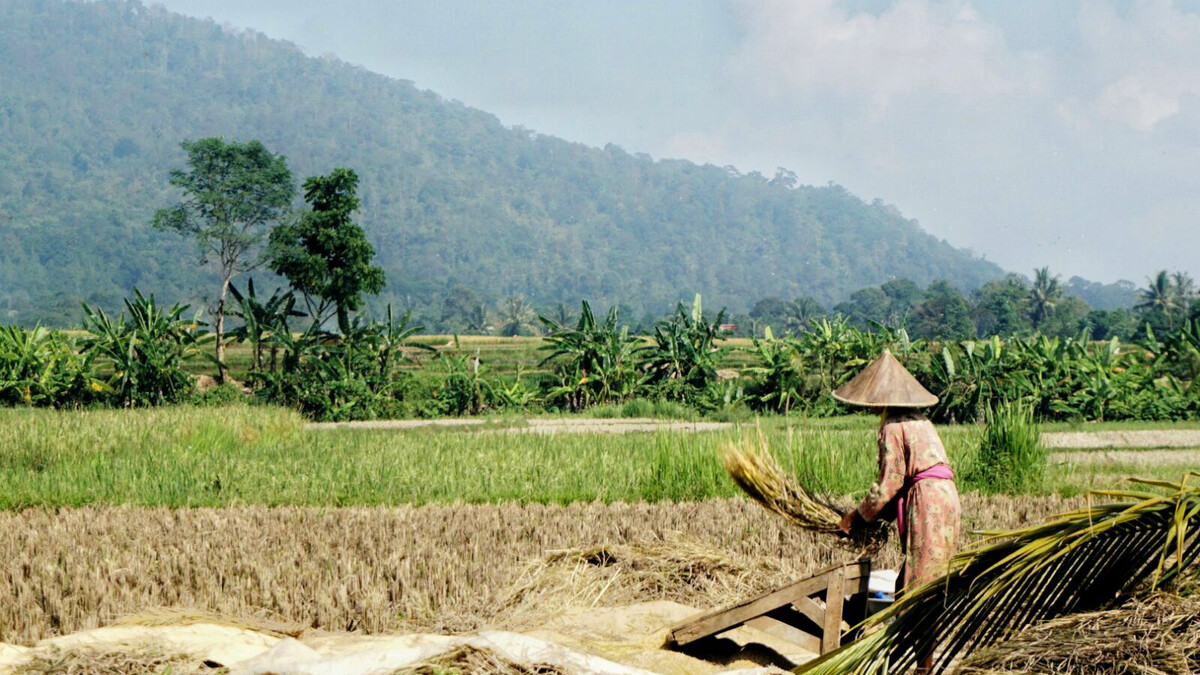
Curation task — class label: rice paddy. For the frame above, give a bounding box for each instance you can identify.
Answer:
[0,406,1193,511]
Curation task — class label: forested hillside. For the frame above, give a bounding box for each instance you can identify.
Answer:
[0,0,1009,326]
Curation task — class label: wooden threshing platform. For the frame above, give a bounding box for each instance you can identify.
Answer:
[666,559,872,656]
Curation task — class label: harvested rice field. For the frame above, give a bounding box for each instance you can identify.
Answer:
[1,405,1197,673]
[1,496,1078,645]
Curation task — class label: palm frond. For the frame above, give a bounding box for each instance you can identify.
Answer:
[798,473,1200,675]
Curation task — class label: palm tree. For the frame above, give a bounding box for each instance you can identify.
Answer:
[784,296,824,334]
[799,475,1200,674]
[497,296,539,337]
[464,302,493,335]
[1137,270,1179,316]
[1027,267,1062,328]
[1172,271,1196,304]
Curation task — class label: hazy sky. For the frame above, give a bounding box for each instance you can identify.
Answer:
[153,0,1200,284]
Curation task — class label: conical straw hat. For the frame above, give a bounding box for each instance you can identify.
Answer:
[831,349,938,408]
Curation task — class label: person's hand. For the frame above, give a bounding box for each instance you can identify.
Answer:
[839,509,859,534]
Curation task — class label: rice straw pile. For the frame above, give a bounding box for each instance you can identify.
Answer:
[957,592,1200,674]
[722,433,889,554]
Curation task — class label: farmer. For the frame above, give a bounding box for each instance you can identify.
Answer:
[834,349,961,592]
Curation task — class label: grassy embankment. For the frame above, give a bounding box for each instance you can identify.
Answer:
[1,406,1195,510]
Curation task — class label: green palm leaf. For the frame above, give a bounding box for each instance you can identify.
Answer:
[798,473,1200,674]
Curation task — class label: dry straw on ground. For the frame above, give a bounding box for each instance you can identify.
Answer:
[0,498,1081,645]
[958,592,1200,674]
[11,645,208,675]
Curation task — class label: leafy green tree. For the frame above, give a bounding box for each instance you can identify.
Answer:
[538,300,640,409]
[971,275,1031,337]
[439,284,482,332]
[1028,267,1063,329]
[268,168,385,334]
[880,278,925,327]
[911,280,975,340]
[1040,296,1090,338]
[151,137,294,380]
[227,279,303,371]
[464,302,493,334]
[834,287,890,329]
[749,296,790,333]
[1081,308,1136,341]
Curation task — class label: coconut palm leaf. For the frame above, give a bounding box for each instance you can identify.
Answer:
[797,473,1200,675]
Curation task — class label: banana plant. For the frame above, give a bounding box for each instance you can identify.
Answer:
[227,279,304,372]
[79,290,206,407]
[539,300,641,410]
[0,324,105,406]
[639,295,728,398]
[743,327,808,414]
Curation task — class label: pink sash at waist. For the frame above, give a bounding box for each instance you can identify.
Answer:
[896,463,954,540]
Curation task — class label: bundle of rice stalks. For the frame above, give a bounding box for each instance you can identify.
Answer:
[721,433,889,553]
[958,592,1200,675]
[798,473,1200,675]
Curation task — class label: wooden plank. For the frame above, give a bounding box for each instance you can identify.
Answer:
[669,573,829,645]
[745,616,822,653]
[791,596,825,627]
[666,559,873,648]
[841,559,872,583]
[820,567,846,654]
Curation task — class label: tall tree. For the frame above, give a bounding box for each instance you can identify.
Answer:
[911,280,975,340]
[440,284,482,331]
[152,137,294,380]
[267,168,385,334]
[971,275,1031,337]
[785,296,825,334]
[880,278,925,328]
[1137,270,1179,318]
[1027,267,1063,329]
[497,296,539,337]
[1172,271,1196,304]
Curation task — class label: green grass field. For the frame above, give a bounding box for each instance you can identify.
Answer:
[1,405,1193,509]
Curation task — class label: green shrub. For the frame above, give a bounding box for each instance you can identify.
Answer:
[966,403,1045,494]
[190,382,249,407]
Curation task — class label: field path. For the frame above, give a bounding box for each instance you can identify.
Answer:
[1041,429,1200,449]
[1050,448,1200,468]
[306,418,487,430]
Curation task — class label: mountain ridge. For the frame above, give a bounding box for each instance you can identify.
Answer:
[0,0,1007,325]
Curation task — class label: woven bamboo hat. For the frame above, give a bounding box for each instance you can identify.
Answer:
[831,349,938,408]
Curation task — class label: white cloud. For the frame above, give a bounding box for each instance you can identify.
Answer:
[1074,0,1200,131]
[729,0,1041,111]
[1094,76,1182,131]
